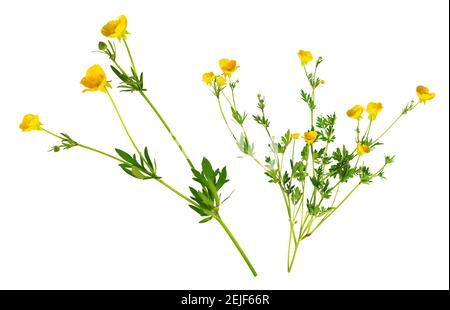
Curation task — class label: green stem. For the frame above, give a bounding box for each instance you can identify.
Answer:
[123,38,137,74]
[139,90,195,170]
[372,103,417,144]
[287,224,293,270]
[288,231,304,272]
[309,182,362,235]
[112,59,128,76]
[362,120,372,141]
[356,119,361,142]
[214,215,257,277]
[330,183,341,208]
[230,85,238,110]
[220,93,267,171]
[264,126,281,176]
[279,183,292,221]
[106,89,143,159]
[41,128,64,140]
[216,96,239,143]
[303,214,315,236]
[354,155,361,169]
[303,64,316,129]
[310,144,317,203]
[121,39,194,169]
[223,92,237,111]
[78,143,124,162]
[287,140,296,217]
[44,128,199,209]
[156,178,197,206]
[42,128,125,162]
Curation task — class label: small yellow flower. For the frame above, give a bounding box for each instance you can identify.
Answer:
[297,50,313,65]
[218,59,239,77]
[80,64,111,93]
[357,143,371,155]
[347,105,364,120]
[202,72,215,85]
[366,102,383,120]
[19,114,42,132]
[215,75,227,87]
[416,85,435,103]
[303,131,318,145]
[291,133,300,140]
[101,15,128,41]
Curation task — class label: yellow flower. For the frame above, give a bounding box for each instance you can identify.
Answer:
[346,105,364,119]
[19,114,42,132]
[297,50,313,65]
[357,143,371,155]
[101,15,128,41]
[80,64,111,93]
[215,75,227,87]
[202,72,215,85]
[366,102,383,120]
[303,131,318,145]
[416,85,435,103]
[291,133,300,140]
[218,59,239,77]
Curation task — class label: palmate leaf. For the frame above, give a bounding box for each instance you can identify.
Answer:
[188,157,231,221]
[300,89,315,110]
[115,147,159,180]
[110,65,147,92]
[307,199,333,217]
[237,134,254,156]
[329,145,357,182]
[231,107,247,125]
[316,113,336,143]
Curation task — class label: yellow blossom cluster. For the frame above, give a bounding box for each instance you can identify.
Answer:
[202,59,239,88]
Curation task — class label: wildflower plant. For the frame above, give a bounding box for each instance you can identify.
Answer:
[203,51,436,272]
[20,15,257,276]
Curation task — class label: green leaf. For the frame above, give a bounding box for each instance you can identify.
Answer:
[131,167,147,180]
[216,167,229,190]
[188,204,208,216]
[110,65,127,82]
[201,158,215,181]
[300,89,315,110]
[199,216,213,224]
[119,164,135,178]
[115,148,135,164]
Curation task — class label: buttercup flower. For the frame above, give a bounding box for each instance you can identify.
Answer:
[347,105,364,119]
[416,85,435,103]
[19,114,42,132]
[356,143,371,155]
[298,50,313,65]
[303,131,318,145]
[80,64,111,93]
[202,72,215,85]
[101,15,128,41]
[366,102,383,120]
[291,133,300,140]
[215,75,227,87]
[219,59,239,77]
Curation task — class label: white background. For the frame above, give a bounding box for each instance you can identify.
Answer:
[0,0,448,289]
